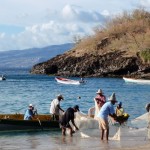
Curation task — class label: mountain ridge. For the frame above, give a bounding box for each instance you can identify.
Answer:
[0,43,73,69]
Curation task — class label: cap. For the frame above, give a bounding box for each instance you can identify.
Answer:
[73,105,80,111]
[29,104,33,107]
[118,102,122,106]
[57,94,64,100]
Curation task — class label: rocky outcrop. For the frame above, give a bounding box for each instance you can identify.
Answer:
[30,50,150,78]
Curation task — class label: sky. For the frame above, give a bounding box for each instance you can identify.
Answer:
[0,0,149,51]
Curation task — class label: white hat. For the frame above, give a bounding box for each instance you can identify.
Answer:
[108,93,118,102]
[57,94,64,100]
[29,104,33,107]
[96,89,103,94]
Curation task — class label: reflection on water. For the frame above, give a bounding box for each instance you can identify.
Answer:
[0,130,149,150]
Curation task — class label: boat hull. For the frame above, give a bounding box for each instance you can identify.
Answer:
[55,77,81,85]
[0,114,60,132]
[123,77,150,84]
[0,77,6,81]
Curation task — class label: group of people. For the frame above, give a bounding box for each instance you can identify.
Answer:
[49,94,79,136]
[24,89,129,140]
[88,89,129,140]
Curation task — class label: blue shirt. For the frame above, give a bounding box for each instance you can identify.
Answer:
[24,109,34,120]
[97,102,115,120]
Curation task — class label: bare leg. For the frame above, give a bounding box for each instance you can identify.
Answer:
[106,128,109,141]
[69,127,73,136]
[101,129,104,140]
[62,127,66,136]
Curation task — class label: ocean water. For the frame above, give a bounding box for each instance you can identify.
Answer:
[0,69,150,149]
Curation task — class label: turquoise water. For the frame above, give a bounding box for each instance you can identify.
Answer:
[0,69,150,150]
[0,69,149,119]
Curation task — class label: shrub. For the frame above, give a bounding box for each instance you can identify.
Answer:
[140,48,150,63]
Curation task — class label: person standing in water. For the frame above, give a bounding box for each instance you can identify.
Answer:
[97,92,117,141]
[88,89,106,118]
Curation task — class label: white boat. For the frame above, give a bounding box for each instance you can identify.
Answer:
[0,75,6,81]
[55,77,84,85]
[123,77,150,84]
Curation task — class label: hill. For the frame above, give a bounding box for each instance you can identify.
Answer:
[30,9,150,78]
[0,43,73,69]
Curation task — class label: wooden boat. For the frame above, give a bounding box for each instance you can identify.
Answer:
[123,77,150,84]
[55,77,84,85]
[0,114,60,132]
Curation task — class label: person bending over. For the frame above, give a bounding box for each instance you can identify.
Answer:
[60,105,79,136]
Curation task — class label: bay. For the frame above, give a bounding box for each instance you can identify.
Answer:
[0,69,150,149]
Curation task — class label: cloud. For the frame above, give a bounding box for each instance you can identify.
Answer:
[62,5,106,23]
[0,0,144,51]
[0,20,96,51]
[0,4,108,51]
[140,0,150,8]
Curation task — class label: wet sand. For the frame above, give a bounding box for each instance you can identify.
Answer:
[0,131,149,150]
[115,143,150,150]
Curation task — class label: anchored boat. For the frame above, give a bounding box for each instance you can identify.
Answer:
[0,75,6,81]
[55,77,85,85]
[123,77,150,84]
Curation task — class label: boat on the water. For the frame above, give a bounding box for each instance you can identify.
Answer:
[55,77,85,85]
[0,114,60,132]
[123,77,150,84]
[0,75,6,81]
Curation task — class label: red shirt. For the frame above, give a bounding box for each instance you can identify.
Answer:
[95,95,106,107]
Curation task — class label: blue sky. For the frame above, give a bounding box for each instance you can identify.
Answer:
[0,0,149,51]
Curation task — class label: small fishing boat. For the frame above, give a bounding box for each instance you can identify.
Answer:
[0,75,6,81]
[0,114,60,132]
[123,77,150,84]
[55,77,84,85]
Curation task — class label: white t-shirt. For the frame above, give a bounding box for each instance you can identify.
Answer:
[50,98,60,115]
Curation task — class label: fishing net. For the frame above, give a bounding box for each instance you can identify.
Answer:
[69,111,150,141]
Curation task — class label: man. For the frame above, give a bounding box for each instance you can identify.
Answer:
[97,92,117,141]
[59,105,79,136]
[50,94,64,120]
[115,102,124,117]
[24,104,36,120]
[88,89,106,118]
[95,89,106,108]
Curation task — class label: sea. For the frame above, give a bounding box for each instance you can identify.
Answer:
[0,68,150,150]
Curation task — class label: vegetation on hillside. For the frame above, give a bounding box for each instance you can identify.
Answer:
[72,9,150,63]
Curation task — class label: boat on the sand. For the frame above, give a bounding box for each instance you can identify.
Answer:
[123,77,150,84]
[0,114,60,132]
[55,77,85,85]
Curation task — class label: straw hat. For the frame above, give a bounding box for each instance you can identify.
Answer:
[108,93,118,102]
[96,89,103,94]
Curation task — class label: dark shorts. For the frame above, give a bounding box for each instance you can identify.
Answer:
[59,123,71,129]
